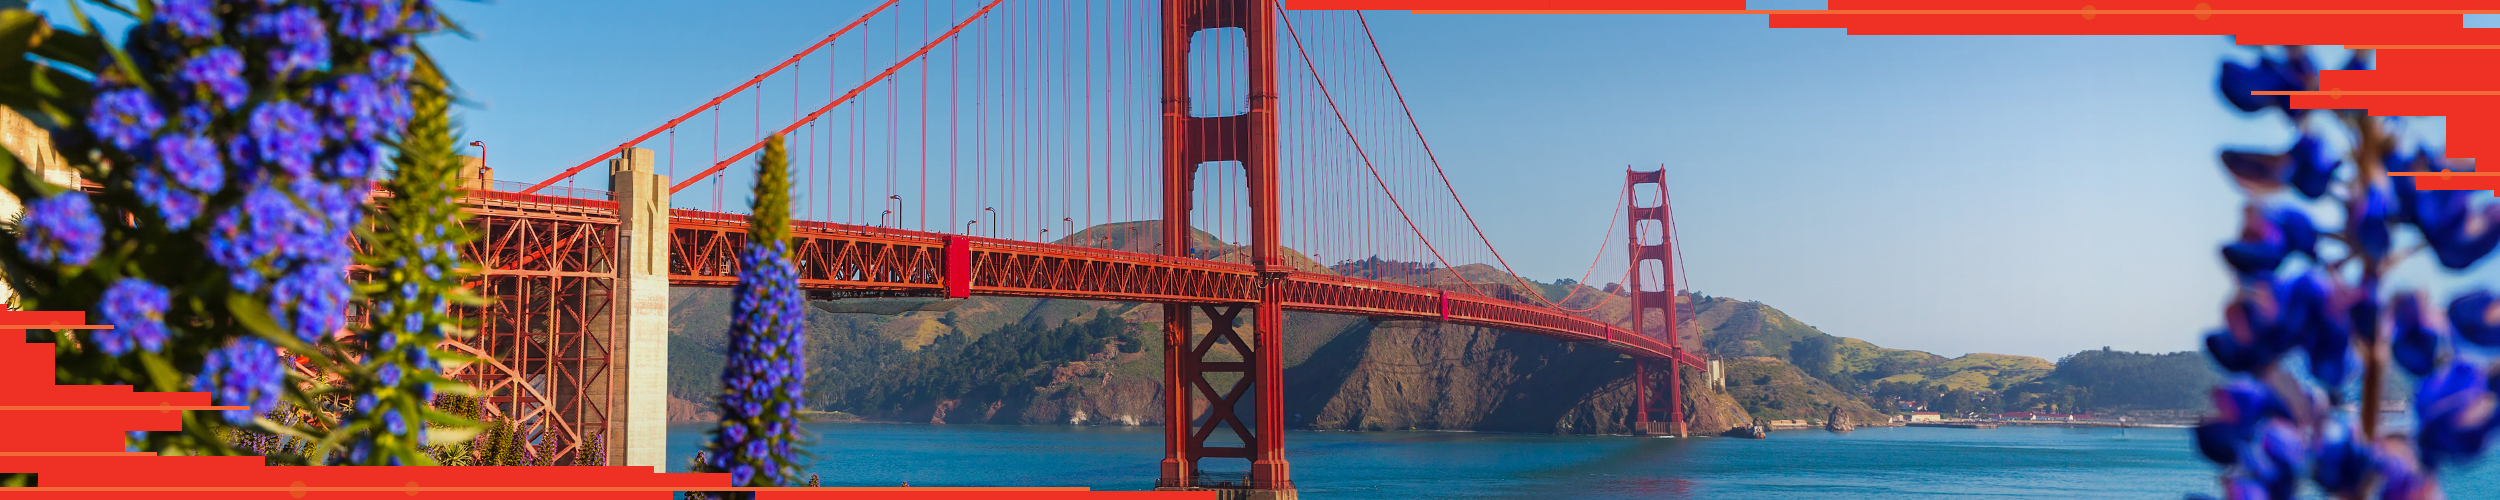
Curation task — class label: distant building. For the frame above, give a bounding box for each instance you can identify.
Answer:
[1908,412,1942,422]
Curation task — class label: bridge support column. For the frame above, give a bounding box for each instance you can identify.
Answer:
[1628,168,1685,438]
[1160,0,1288,493]
[607,147,672,470]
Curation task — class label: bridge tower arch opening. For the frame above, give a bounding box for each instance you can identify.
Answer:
[1160,0,1292,496]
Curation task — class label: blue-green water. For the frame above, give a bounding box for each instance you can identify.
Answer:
[666,423,2500,498]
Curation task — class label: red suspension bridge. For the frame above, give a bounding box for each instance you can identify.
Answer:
[439,0,1703,496]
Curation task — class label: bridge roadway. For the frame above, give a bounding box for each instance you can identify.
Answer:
[463,186,1703,367]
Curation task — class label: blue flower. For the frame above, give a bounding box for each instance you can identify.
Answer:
[333,0,403,42]
[2284,135,2339,199]
[2415,359,2497,469]
[2220,208,2317,279]
[2218,55,2305,114]
[196,336,283,425]
[381,408,406,435]
[2310,417,2372,494]
[252,7,329,74]
[95,279,171,356]
[2240,421,2304,499]
[2452,291,2500,347]
[248,101,320,176]
[159,0,219,38]
[132,166,205,229]
[368,50,416,84]
[19,192,102,267]
[377,363,401,387]
[2304,318,2356,388]
[86,89,164,152]
[153,134,226,191]
[2390,293,2450,378]
[178,49,249,108]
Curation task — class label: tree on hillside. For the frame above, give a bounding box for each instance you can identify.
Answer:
[2047,350,2214,411]
[1787,335,1839,384]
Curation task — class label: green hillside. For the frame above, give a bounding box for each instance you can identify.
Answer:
[1877,353,2056,393]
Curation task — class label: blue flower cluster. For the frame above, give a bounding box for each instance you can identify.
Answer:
[17,192,101,267]
[2197,46,2500,500]
[196,335,285,425]
[43,0,433,442]
[705,240,808,487]
[95,278,172,356]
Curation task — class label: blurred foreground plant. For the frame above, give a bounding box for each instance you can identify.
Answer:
[0,0,478,462]
[2199,45,2500,499]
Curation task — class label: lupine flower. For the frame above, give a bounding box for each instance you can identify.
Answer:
[2240,421,2305,498]
[197,336,284,425]
[2450,291,2500,347]
[19,192,102,267]
[2197,378,2290,463]
[2221,208,2317,278]
[2284,136,2339,199]
[2390,293,2451,377]
[2220,150,2291,194]
[2219,50,2312,115]
[2311,417,2372,494]
[178,48,249,108]
[94,279,171,356]
[2414,359,2496,469]
[87,89,164,152]
[2377,443,2441,500]
[2304,316,2357,387]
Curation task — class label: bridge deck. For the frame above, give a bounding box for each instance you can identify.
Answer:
[460,192,1702,368]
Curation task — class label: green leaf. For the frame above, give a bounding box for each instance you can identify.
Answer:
[135,350,183,392]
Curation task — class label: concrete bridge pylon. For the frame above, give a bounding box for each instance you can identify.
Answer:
[607,147,672,470]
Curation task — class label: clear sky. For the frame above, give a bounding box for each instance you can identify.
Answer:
[34,2,2485,360]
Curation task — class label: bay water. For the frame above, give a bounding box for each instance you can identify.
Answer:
[666,423,2500,498]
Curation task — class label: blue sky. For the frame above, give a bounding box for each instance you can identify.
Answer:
[35,2,2489,360]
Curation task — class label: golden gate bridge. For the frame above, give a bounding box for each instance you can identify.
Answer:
[434,0,1701,496]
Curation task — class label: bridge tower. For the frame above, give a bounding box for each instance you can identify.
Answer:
[1159,0,1292,497]
[1627,167,1685,437]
